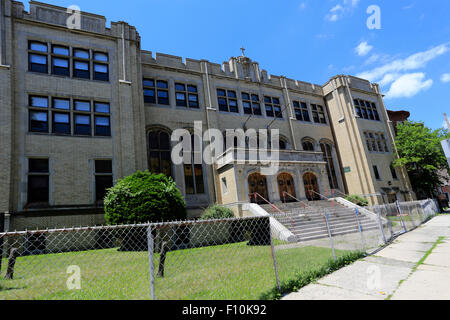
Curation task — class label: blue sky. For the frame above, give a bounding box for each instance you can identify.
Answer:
[31,0,450,130]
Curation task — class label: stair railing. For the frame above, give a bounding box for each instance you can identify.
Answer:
[309,190,338,209]
[249,193,295,229]
[282,192,321,217]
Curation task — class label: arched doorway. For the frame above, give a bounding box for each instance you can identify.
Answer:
[278,173,296,203]
[303,172,320,201]
[248,173,269,204]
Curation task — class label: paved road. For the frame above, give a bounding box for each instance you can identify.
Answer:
[282,214,450,300]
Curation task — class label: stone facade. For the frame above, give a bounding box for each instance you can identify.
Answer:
[0,1,415,227]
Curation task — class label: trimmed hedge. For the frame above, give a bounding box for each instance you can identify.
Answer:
[104,171,187,225]
[201,204,235,220]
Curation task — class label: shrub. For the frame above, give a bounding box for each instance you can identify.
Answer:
[201,204,235,220]
[345,195,369,207]
[104,171,187,225]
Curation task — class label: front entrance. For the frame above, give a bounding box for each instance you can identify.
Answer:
[278,173,296,203]
[248,173,269,204]
[387,192,398,204]
[303,172,320,201]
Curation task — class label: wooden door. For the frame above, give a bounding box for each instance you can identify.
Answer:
[303,173,320,201]
[248,173,269,204]
[278,173,296,203]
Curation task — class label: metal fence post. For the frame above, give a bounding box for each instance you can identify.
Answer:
[269,219,281,291]
[396,201,408,233]
[147,224,156,300]
[354,209,366,253]
[324,213,336,260]
[375,207,387,244]
[0,212,4,273]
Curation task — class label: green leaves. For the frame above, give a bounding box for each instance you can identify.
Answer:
[104,171,187,225]
[395,121,450,197]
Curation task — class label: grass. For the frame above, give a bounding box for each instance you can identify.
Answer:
[0,241,354,300]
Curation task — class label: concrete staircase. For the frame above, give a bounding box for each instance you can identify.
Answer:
[260,200,380,242]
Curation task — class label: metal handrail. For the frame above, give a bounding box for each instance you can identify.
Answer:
[282,192,322,217]
[249,193,295,229]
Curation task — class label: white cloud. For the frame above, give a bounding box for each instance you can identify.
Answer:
[355,41,373,57]
[385,73,433,99]
[357,43,450,82]
[441,73,450,83]
[325,0,359,22]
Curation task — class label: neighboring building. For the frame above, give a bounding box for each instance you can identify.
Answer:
[0,1,415,229]
[387,110,410,136]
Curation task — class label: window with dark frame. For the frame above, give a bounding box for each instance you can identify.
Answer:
[175,83,200,108]
[51,45,70,76]
[217,89,239,113]
[293,101,311,122]
[93,52,109,81]
[321,143,339,189]
[156,80,170,105]
[264,96,282,118]
[242,92,262,116]
[148,130,172,177]
[143,79,156,104]
[311,104,327,124]
[390,163,398,180]
[355,99,381,121]
[94,160,113,202]
[94,102,111,136]
[184,134,205,195]
[27,158,49,205]
[29,96,49,133]
[73,49,91,79]
[302,140,315,151]
[74,100,91,136]
[373,165,381,180]
[28,41,48,74]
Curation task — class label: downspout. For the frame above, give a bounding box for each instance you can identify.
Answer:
[281,77,298,150]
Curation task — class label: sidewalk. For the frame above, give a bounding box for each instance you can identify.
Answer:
[282,214,450,300]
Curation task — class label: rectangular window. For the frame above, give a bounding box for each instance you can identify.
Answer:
[94,116,111,136]
[143,78,156,104]
[265,96,282,118]
[28,41,48,74]
[217,89,239,113]
[357,99,380,121]
[95,160,113,202]
[27,159,49,205]
[293,101,310,122]
[52,57,70,76]
[29,110,48,133]
[157,80,170,105]
[175,84,199,108]
[73,60,90,79]
[312,104,327,124]
[93,62,109,81]
[53,112,70,135]
[391,164,398,180]
[175,83,187,107]
[242,92,261,116]
[74,100,91,112]
[53,98,70,110]
[373,165,381,180]
[74,114,91,136]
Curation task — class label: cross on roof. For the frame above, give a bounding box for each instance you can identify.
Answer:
[240,47,246,57]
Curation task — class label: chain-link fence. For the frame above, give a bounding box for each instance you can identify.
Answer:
[0,200,439,300]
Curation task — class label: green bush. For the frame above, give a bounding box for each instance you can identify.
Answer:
[345,195,369,207]
[201,204,235,220]
[104,171,187,225]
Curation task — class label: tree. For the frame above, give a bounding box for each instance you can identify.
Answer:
[104,171,187,225]
[394,121,450,199]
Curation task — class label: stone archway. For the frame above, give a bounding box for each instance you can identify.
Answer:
[277,172,296,203]
[248,172,269,204]
[303,172,320,201]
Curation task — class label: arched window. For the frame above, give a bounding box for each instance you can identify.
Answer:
[148,129,172,177]
[184,133,205,195]
[320,142,338,189]
[302,138,315,151]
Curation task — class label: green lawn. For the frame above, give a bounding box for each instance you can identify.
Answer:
[0,242,351,300]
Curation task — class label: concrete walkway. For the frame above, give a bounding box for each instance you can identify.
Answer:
[283,214,450,300]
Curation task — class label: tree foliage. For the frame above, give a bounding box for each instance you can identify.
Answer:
[394,121,450,198]
[104,171,187,225]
